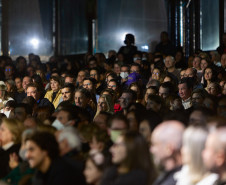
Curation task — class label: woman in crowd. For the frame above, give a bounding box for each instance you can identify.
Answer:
[129,82,143,103]
[94,94,114,119]
[176,125,218,185]
[44,76,62,108]
[84,151,107,185]
[0,81,14,109]
[0,118,24,178]
[100,131,157,185]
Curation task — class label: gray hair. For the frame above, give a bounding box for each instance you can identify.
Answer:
[58,126,81,151]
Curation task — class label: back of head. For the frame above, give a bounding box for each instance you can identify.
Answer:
[153,120,185,151]
[58,126,81,151]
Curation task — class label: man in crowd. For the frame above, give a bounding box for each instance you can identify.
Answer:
[151,120,185,185]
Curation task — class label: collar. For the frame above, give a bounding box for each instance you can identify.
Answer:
[182,97,191,103]
[2,141,14,150]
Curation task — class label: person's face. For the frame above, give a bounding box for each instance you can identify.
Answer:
[189,110,205,125]
[151,133,168,167]
[74,92,87,108]
[22,77,31,90]
[158,86,169,99]
[50,80,60,92]
[25,140,47,169]
[110,136,127,164]
[114,64,121,75]
[98,97,108,112]
[27,67,35,77]
[145,89,156,102]
[0,123,13,146]
[84,159,102,184]
[178,83,191,100]
[119,93,132,109]
[130,85,138,93]
[217,99,226,118]
[83,80,93,91]
[207,83,218,96]
[185,68,194,78]
[61,87,72,101]
[202,134,218,172]
[180,70,186,79]
[130,66,140,74]
[106,75,114,84]
[175,51,183,62]
[89,60,97,68]
[77,71,86,83]
[108,81,117,91]
[65,77,74,84]
[204,68,213,81]
[121,66,129,73]
[152,69,160,80]
[221,54,226,68]
[90,70,98,81]
[15,78,22,90]
[56,110,69,125]
[146,99,160,112]
[4,66,13,77]
[89,136,103,152]
[223,83,226,95]
[170,99,183,110]
[139,120,151,142]
[192,93,204,107]
[192,57,201,69]
[203,98,215,110]
[127,112,138,131]
[165,56,175,69]
[163,76,171,83]
[27,87,39,101]
[93,114,108,130]
[111,119,127,130]
[200,59,208,71]
[14,107,27,122]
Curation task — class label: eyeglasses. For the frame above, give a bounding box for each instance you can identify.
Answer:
[5,69,11,72]
[90,74,97,77]
[83,83,91,87]
[152,72,159,75]
[108,85,117,88]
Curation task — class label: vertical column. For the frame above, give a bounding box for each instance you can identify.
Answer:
[1,0,8,55]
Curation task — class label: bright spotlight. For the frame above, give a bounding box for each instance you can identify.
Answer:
[30,38,39,49]
[141,45,149,50]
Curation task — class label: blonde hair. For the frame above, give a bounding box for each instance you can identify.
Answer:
[183,125,208,183]
[2,118,24,143]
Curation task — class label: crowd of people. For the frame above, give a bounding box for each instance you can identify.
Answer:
[0,32,225,185]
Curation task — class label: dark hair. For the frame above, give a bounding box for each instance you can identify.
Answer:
[15,103,32,115]
[120,131,157,184]
[122,89,137,102]
[61,83,75,93]
[179,77,194,90]
[124,34,135,45]
[26,131,59,160]
[107,113,129,129]
[160,82,175,94]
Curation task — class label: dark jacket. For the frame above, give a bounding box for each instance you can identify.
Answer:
[100,166,148,185]
[0,144,21,178]
[32,157,85,185]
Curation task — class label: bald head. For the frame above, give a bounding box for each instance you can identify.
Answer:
[203,127,226,176]
[185,68,196,78]
[152,120,185,150]
[151,120,185,170]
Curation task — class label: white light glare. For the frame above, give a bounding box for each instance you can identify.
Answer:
[30,38,39,49]
[141,45,149,50]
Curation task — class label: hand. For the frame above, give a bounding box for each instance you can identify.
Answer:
[9,153,19,169]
